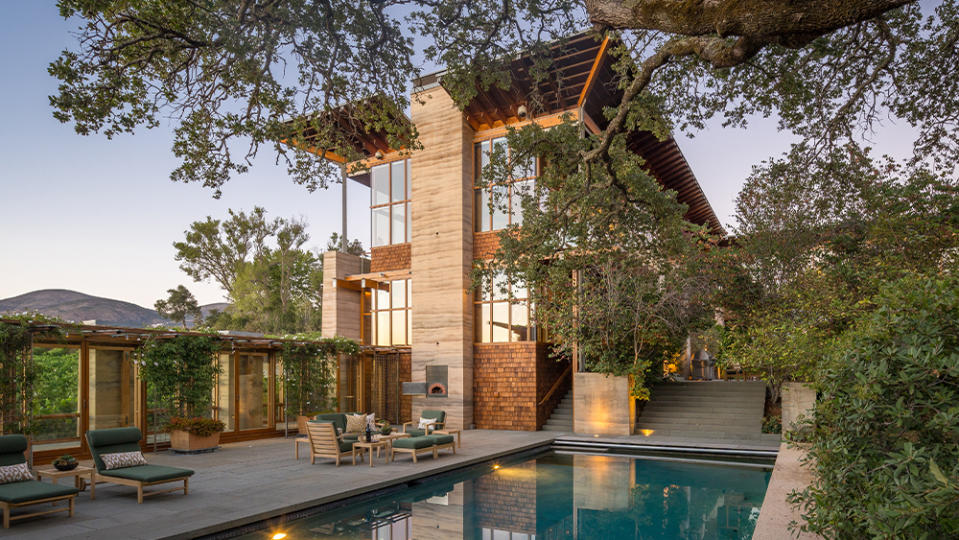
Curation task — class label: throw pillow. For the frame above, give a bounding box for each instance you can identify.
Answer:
[418,417,437,430]
[101,450,148,470]
[345,413,367,433]
[0,462,33,483]
[366,413,376,429]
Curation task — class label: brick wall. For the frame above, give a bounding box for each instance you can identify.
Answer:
[474,461,538,533]
[473,231,501,260]
[370,243,411,272]
[474,342,538,430]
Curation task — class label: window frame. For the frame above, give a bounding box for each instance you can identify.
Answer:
[473,137,537,233]
[362,278,412,346]
[370,159,411,247]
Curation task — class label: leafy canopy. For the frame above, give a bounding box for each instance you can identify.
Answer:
[154,284,202,328]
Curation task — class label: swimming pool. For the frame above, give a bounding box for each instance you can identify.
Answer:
[228,450,772,540]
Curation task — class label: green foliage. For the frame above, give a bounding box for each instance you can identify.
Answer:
[154,284,202,328]
[761,415,782,434]
[164,416,225,436]
[326,232,366,257]
[791,274,959,538]
[488,121,717,397]
[281,337,359,416]
[720,149,959,400]
[0,322,36,434]
[137,335,221,419]
[175,207,324,334]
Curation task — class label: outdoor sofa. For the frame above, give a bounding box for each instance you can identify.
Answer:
[0,434,79,528]
[391,433,456,463]
[86,427,193,504]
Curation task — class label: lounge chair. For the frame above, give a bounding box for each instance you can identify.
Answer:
[86,427,193,504]
[402,410,446,437]
[0,434,79,528]
[391,434,456,463]
[306,421,363,466]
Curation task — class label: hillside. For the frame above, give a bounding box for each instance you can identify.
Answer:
[0,289,227,328]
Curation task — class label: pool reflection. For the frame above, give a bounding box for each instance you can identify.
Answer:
[238,452,770,540]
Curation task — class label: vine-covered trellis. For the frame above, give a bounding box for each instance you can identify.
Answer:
[0,320,62,436]
[282,336,359,418]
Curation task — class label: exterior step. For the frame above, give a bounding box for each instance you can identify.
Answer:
[634,382,766,438]
[542,388,575,432]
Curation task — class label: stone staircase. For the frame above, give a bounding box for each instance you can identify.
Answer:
[541,390,573,432]
[635,381,768,440]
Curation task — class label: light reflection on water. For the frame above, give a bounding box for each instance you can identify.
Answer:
[235,451,771,540]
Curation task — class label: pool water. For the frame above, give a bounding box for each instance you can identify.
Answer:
[234,451,771,540]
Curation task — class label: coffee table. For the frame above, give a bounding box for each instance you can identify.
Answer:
[36,465,96,499]
[352,433,410,467]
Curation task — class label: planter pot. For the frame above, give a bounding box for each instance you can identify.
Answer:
[54,461,79,471]
[170,430,221,452]
[573,372,636,436]
[781,382,816,434]
[296,415,314,434]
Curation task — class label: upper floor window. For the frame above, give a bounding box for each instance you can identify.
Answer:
[371,160,411,247]
[363,279,412,346]
[474,270,535,343]
[474,137,536,232]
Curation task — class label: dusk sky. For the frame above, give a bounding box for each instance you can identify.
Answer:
[0,3,914,308]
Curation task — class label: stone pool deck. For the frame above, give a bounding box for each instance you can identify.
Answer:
[4,430,553,540]
[753,442,822,540]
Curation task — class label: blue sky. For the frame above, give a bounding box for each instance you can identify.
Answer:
[0,3,913,308]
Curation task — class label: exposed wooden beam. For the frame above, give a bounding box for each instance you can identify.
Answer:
[578,36,610,107]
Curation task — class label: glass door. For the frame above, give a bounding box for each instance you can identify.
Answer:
[237,353,270,430]
[87,347,136,431]
[31,345,82,452]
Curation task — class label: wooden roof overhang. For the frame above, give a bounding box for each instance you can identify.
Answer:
[280,99,411,175]
[437,32,725,235]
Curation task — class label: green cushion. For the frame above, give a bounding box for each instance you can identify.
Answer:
[405,428,427,438]
[421,410,446,423]
[86,427,143,472]
[313,413,348,433]
[100,464,193,483]
[427,434,455,445]
[0,435,27,467]
[0,480,78,503]
[337,440,355,452]
[341,433,359,442]
[392,436,435,450]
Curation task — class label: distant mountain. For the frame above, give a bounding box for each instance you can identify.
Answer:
[0,289,228,328]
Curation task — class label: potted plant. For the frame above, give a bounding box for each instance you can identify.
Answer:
[138,335,223,452]
[164,417,226,452]
[53,454,78,471]
[378,419,393,435]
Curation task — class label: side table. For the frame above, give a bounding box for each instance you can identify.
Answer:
[434,428,461,448]
[36,466,96,499]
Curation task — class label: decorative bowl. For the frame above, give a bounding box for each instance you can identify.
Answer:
[54,461,79,471]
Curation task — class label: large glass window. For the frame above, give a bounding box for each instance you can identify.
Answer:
[475,137,537,232]
[371,159,410,247]
[363,279,412,346]
[87,347,136,431]
[474,271,536,342]
[31,346,81,452]
[237,353,269,430]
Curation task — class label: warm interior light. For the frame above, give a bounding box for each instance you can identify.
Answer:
[272,533,288,540]
[492,464,501,470]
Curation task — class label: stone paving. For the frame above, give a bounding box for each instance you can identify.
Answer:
[3,430,554,540]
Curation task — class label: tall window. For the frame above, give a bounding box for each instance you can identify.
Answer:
[474,137,536,232]
[363,279,412,346]
[474,271,533,343]
[371,160,411,247]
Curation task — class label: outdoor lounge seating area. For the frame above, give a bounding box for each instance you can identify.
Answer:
[0,434,79,529]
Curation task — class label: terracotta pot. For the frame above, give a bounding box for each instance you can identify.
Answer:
[170,430,221,452]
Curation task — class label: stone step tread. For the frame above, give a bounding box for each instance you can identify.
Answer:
[638,414,763,423]
[651,390,765,397]
[635,425,763,434]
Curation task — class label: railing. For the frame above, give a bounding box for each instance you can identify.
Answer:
[538,364,572,406]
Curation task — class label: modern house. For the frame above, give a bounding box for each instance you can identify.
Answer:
[311,33,724,432]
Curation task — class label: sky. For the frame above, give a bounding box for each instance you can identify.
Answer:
[0,3,915,308]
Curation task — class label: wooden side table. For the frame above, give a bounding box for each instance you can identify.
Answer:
[352,440,391,467]
[434,428,461,448]
[36,466,96,499]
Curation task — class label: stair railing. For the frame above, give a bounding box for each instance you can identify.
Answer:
[538,364,573,406]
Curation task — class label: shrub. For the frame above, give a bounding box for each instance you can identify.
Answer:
[791,274,959,538]
[164,417,226,437]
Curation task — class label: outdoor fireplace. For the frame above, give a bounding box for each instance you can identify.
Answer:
[427,382,448,397]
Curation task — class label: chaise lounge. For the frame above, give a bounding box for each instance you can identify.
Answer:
[391,433,456,463]
[0,434,79,528]
[306,421,362,466]
[87,427,194,504]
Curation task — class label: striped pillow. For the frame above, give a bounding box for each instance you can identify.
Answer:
[0,462,33,484]
[101,450,147,470]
